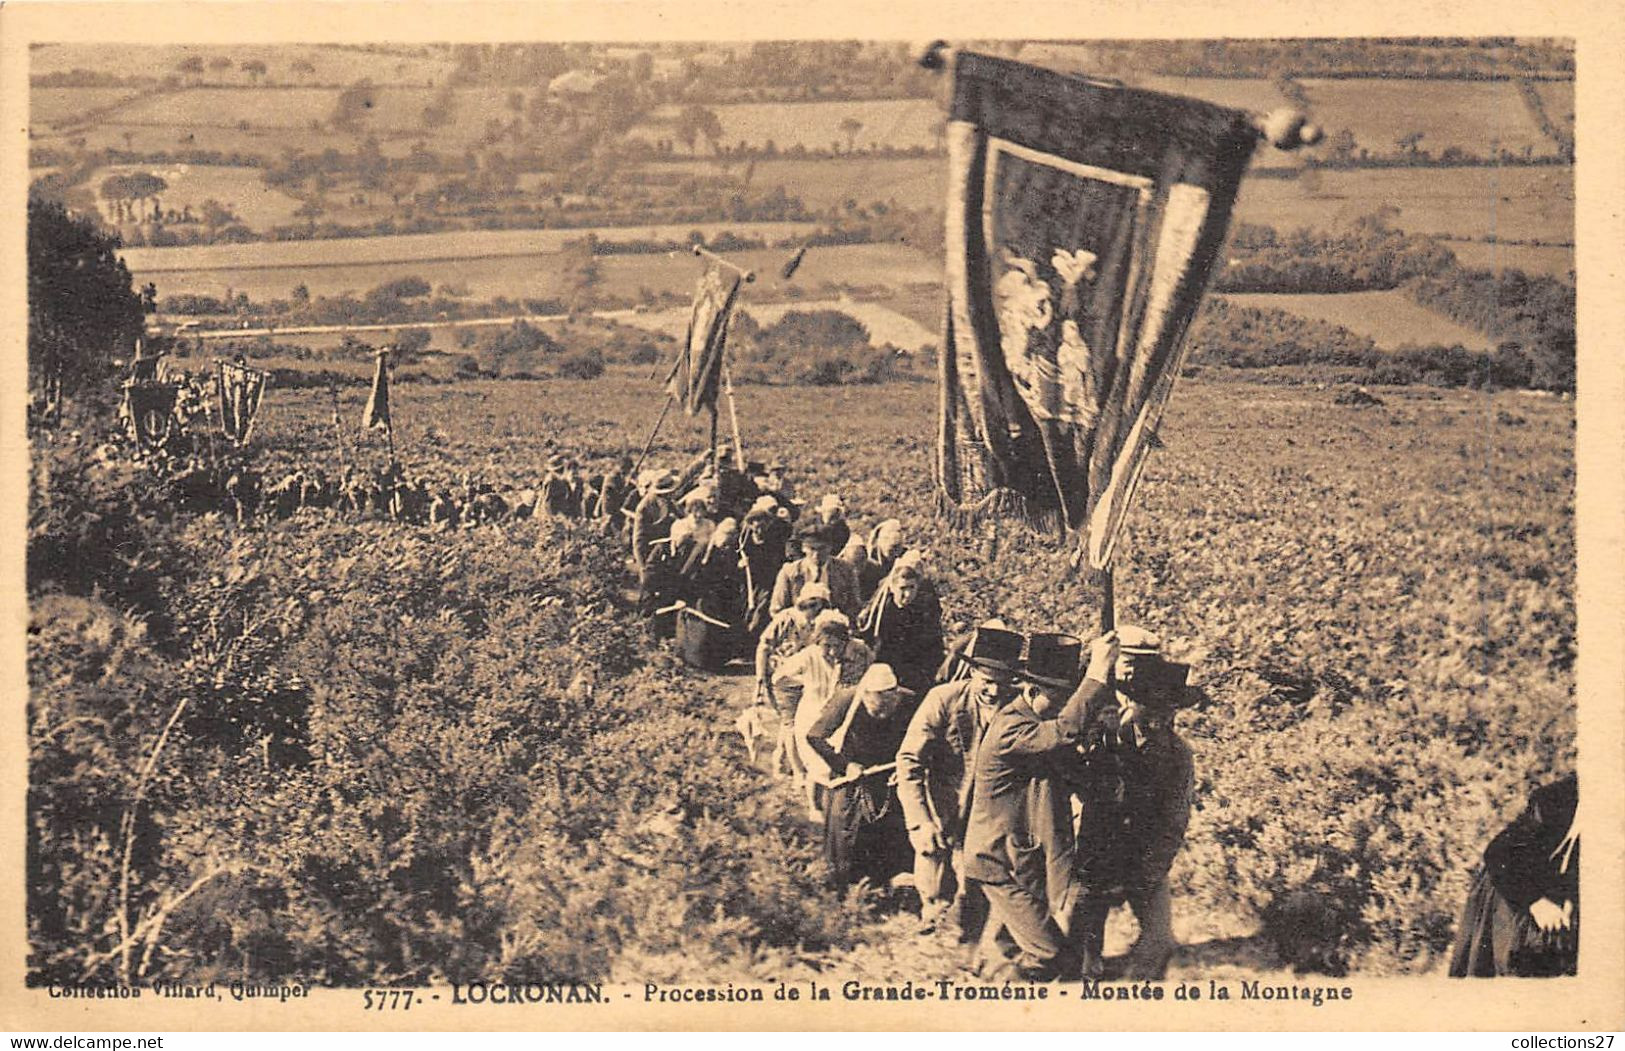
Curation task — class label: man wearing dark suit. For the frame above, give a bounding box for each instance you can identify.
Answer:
[961,631,1120,979]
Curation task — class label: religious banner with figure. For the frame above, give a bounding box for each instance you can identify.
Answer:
[667,264,742,417]
[935,51,1259,569]
[217,359,269,444]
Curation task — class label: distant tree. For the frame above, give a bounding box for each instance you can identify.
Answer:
[370,275,432,300]
[838,116,863,152]
[677,105,723,155]
[28,197,145,397]
[560,235,602,312]
[1395,131,1425,155]
[290,283,311,306]
[330,78,378,132]
[208,56,232,73]
[175,55,204,75]
[241,59,269,84]
[198,198,237,233]
[100,172,168,220]
[392,327,433,360]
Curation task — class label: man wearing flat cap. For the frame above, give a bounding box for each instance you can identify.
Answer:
[630,471,681,570]
[769,518,861,619]
[806,663,919,891]
[1069,624,1195,980]
[895,623,1025,934]
[962,631,1121,980]
[741,496,793,634]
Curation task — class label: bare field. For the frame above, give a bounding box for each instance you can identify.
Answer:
[121,220,820,273]
[31,87,143,125]
[1534,80,1574,138]
[1217,291,1496,351]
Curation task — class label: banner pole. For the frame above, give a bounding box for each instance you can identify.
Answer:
[708,402,719,476]
[632,393,675,477]
[723,358,746,471]
[1101,566,1116,633]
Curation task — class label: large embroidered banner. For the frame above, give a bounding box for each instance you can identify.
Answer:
[936,51,1258,568]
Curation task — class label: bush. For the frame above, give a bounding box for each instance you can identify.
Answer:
[556,348,605,380]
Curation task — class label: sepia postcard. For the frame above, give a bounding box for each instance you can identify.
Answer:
[1,0,1621,1033]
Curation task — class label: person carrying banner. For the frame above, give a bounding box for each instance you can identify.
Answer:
[805,663,919,891]
[962,631,1119,980]
[895,623,1025,934]
[1067,625,1195,980]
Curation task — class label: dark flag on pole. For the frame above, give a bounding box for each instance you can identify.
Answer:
[667,264,741,416]
[125,382,179,452]
[934,51,1259,569]
[361,347,391,433]
[217,359,269,444]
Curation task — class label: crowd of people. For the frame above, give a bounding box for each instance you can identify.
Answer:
[97,384,1203,982]
[82,361,1584,984]
[611,444,1199,983]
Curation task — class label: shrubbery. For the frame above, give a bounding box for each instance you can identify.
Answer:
[28,436,865,984]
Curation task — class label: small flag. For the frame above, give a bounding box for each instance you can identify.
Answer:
[217,359,269,444]
[361,347,391,433]
[667,265,741,416]
[934,51,1259,569]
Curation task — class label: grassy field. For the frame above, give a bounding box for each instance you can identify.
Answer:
[30,87,144,126]
[1445,239,1574,279]
[270,375,1575,976]
[1217,291,1495,351]
[1236,166,1573,245]
[1298,77,1556,157]
[1534,80,1575,138]
[90,162,305,229]
[124,233,922,303]
[628,99,942,154]
[31,369,1574,985]
[30,42,452,86]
